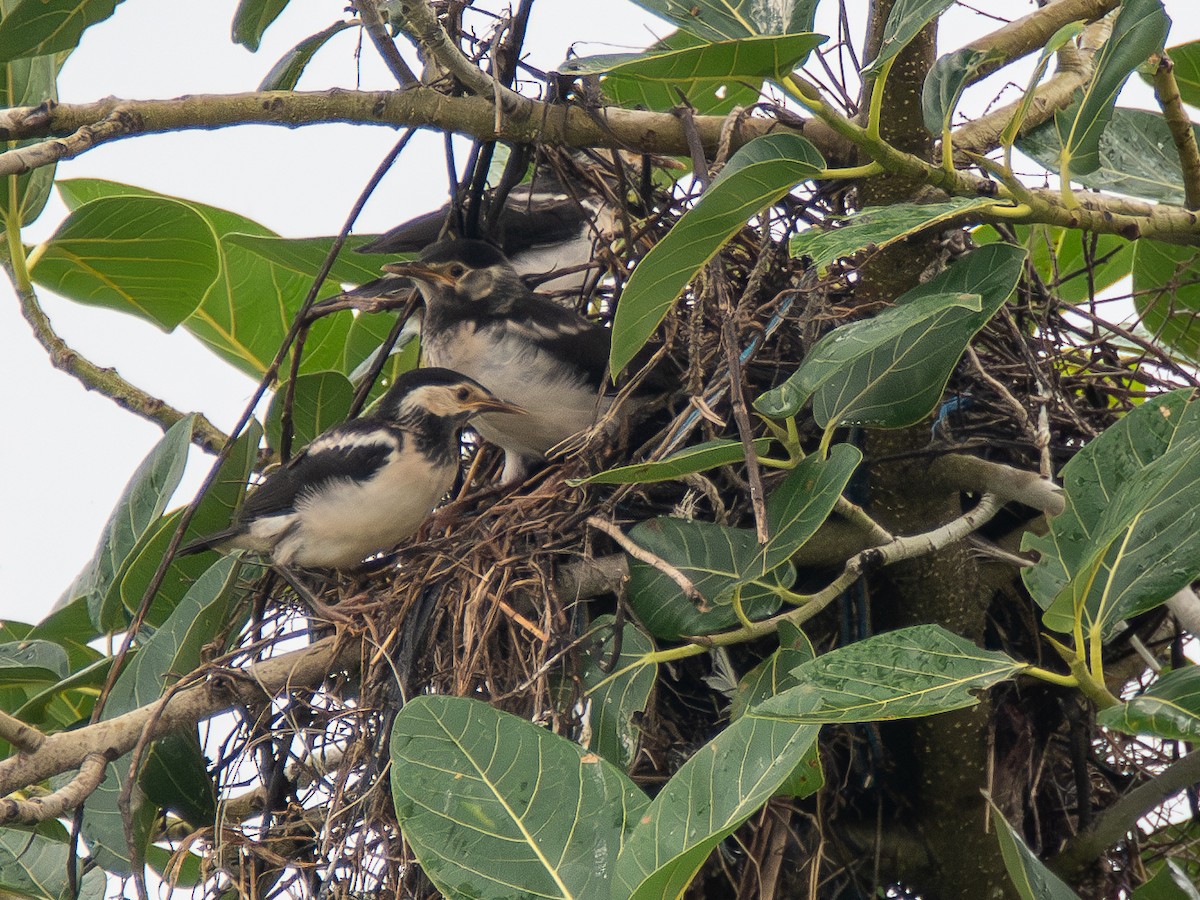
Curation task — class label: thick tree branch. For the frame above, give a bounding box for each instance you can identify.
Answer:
[964,0,1120,85]
[1052,749,1200,878]
[930,454,1064,515]
[1152,54,1200,210]
[0,637,358,798]
[0,710,45,753]
[6,260,232,455]
[0,752,106,824]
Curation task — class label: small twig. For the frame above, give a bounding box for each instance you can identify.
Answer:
[397,0,519,108]
[346,293,420,419]
[0,752,107,824]
[587,516,704,604]
[353,0,419,87]
[1152,53,1200,210]
[0,710,46,754]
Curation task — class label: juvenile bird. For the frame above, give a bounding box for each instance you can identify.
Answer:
[180,367,523,569]
[383,240,620,485]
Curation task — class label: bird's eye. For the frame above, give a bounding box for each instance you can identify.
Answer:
[449,264,466,278]
[455,386,470,401]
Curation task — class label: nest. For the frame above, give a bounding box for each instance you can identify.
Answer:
[185,155,1199,897]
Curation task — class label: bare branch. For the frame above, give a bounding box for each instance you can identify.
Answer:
[352,0,419,87]
[0,710,45,753]
[587,516,704,604]
[1152,53,1200,210]
[0,637,359,798]
[0,753,107,824]
[930,455,1065,516]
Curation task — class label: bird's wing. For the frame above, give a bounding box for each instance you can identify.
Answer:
[239,423,402,520]
[496,193,590,255]
[356,207,450,255]
[506,295,613,385]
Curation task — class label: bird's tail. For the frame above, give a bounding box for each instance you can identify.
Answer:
[178,526,242,557]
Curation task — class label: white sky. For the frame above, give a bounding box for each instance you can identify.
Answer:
[1,0,1197,624]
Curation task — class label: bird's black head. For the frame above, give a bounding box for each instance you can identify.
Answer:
[381,239,527,312]
[374,367,525,425]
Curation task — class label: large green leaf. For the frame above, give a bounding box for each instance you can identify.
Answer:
[1098,665,1200,742]
[994,807,1082,900]
[629,0,820,41]
[265,371,355,452]
[862,0,954,76]
[31,196,219,330]
[755,625,1024,723]
[614,712,820,899]
[390,695,648,900]
[83,556,250,875]
[1020,107,1198,206]
[232,0,290,51]
[610,133,824,374]
[562,33,823,114]
[15,655,115,731]
[1025,389,1200,637]
[1040,0,1170,181]
[578,615,656,770]
[57,415,196,633]
[1001,22,1088,152]
[731,624,823,798]
[0,0,122,61]
[758,243,1026,423]
[225,232,401,285]
[140,731,216,828]
[575,437,774,485]
[0,640,68,693]
[922,47,994,136]
[258,21,352,90]
[55,179,358,379]
[975,224,1134,305]
[626,444,860,639]
[25,596,101,669]
[1133,240,1200,363]
[789,197,998,274]
[1133,861,1200,900]
[0,828,106,900]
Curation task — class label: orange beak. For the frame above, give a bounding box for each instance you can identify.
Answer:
[382,261,456,286]
[466,397,526,417]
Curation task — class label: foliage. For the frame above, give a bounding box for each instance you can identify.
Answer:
[2,0,1200,898]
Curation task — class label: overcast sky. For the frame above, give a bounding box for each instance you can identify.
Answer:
[2,1,1195,624]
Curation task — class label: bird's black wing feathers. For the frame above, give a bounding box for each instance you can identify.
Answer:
[239,422,402,520]
[508,294,612,384]
[357,207,447,255]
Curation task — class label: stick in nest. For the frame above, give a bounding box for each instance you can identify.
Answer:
[586,515,707,609]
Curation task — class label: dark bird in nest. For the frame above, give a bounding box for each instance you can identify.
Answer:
[180,367,524,570]
[358,163,616,296]
[384,239,641,486]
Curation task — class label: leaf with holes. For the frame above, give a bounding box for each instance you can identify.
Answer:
[610,133,824,375]
[390,695,648,900]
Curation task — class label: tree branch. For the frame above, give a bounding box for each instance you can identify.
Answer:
[1051,749,1200,878]
[929,454,1064,516]
[0,637,359,798]
[1152,53,1200,211]
[0,752,107,824]
[6,260,232,455]
[352,0,419,87]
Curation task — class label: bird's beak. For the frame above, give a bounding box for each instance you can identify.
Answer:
[382,261,456,285]
[467,397,527,417]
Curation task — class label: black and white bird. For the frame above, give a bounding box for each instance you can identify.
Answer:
[358,166,615,295]
[383,239,620,485]
[180,368,524,569]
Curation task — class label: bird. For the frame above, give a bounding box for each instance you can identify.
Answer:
[357,163,616,296]
[179,367,524,570]
[382,239,622,485]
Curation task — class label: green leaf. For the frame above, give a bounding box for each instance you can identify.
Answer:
[563,33,824,114]
[0,0,122,61]
[1036,396,1200,638]
[1133,240,1200,363]
[922,47,994,135]
[1146,41,1200,108]
[758,243,1026,423]
[862,0,953,77]
[626,444,860,639]
[755,625,1024,723]
[1133,861,1200,900]
[1042,0,1170,180]
[227,232,405,285]
[26,596,102,669]
[0,640,68,685]
[31,195,220,330]
[573,437,774,485]
[731,628,823,798]
[579,615,656,770]
[1025,390,1198,619]
[1020,107,1198,206]
[610,133,824,374]
[84,556,250,875]
[15,655,115,731]
[140,731,216,828]
[789,196,998,275]
[57,415,196,633]
[975,224,1134,305]
[1098,665,1200,742]
[1001,21,1086,150]
[232,0,290,51]
[258,20,351,90]
[55,179,357,379]
[0,828,106,900]
[390,695,648,900]
[993,805,1082,900]
[614,712,820,899]
[265,370,355,452]
[629,0,820,41]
